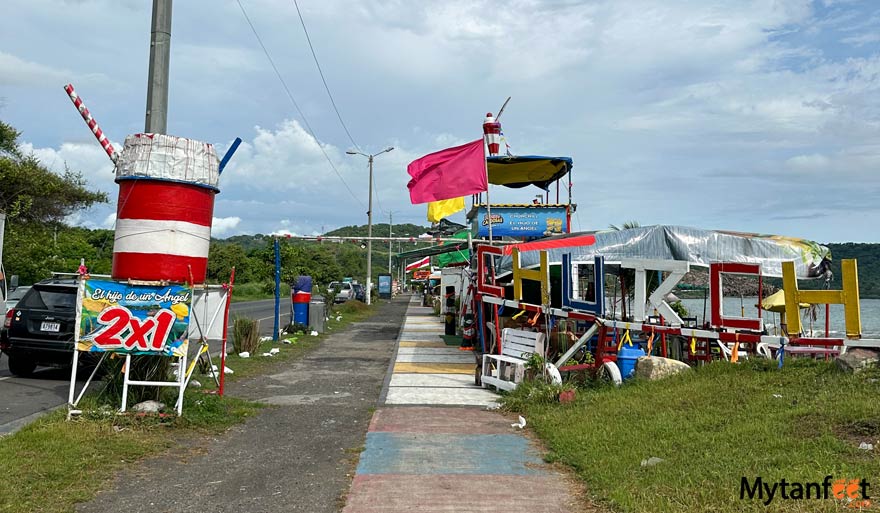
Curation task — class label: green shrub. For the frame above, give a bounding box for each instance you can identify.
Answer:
[232,317,261,354]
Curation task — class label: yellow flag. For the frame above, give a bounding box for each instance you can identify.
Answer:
[427,197,465,222]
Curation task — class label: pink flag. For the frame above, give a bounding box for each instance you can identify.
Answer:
[407,139,486,204]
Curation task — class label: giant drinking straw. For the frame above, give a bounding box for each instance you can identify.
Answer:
[63,84,119,164]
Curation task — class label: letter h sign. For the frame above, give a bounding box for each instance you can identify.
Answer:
[782,259,861,338]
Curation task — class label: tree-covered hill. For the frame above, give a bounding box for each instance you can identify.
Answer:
[825,243,880,298]
[325,223,429,238]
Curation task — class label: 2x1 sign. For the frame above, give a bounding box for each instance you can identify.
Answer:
[76,279,192,356]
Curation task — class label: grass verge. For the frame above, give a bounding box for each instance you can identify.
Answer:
[0,393,262,513]
[230,281,291,303]
[203,299,374,383]
[503,359,880,512]
[0,299,377,513]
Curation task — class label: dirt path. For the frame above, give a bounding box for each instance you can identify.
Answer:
[77,297,407,513]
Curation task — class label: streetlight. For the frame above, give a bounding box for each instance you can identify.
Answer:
[346,146,394,305]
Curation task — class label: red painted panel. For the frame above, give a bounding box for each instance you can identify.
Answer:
[476,244,505,297]
[117,180,215,226]
[501,234,596,256]
[112,252,207,283]
[343,474,574,513]
[710,262,762,331]
[368,407,515,434]
[789,337,845,347]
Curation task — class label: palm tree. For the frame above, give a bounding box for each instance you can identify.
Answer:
[608,221,641,231]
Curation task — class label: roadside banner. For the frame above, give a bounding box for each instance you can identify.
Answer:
[76,279,192,356]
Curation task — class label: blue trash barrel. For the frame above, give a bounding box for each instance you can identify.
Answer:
[291,275,312,326]
[292,292,310,325]
[617,344,646,379]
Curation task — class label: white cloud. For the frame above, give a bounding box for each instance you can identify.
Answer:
[0,51,68,86]
[19,140,119,194]
[785,153,831,171]
[212,216,242,236]
[0,51,116,90]
[5,0,880,242]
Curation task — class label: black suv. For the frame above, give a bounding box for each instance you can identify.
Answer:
[352,283,366,302]
[1,278,78,376]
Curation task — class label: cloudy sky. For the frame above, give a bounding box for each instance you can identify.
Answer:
[2,0,879,242]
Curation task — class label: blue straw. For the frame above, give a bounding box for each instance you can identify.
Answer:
[218,137,242,174]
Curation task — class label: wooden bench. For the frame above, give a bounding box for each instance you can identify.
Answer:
[481,328,546,391]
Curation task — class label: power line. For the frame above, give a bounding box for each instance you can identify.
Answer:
[291,0,360,151]
[290,0,394,215]
[235,0,365,210]
[372,165,387,215]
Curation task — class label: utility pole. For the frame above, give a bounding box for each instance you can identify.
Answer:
[398,241,406,292]
[366,155,373,305]
[0,212,5,272]
[0,212,5,303]
[145,0,172,133]
[345,147,394,306]
[387,212,393,276]
[273,237,280,341]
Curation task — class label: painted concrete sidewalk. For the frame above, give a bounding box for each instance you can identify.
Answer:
[343,296,582,512]
[385,296,497,407]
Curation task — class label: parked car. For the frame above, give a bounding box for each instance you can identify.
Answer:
[327,281,341,294]
[334,282,354,303]
[1,278,78,376]
[352,283,366,302]
[5,285,31,311]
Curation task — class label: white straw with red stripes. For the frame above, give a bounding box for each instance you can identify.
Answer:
[63,83,119,164]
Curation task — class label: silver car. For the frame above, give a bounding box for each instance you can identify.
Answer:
[5,286,31,311]
[334,282,354,303]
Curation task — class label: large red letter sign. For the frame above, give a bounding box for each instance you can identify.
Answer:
[93,306,177,352]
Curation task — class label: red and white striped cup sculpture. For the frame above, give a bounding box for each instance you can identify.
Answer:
[111,134,219,283]
[482,113,502,156]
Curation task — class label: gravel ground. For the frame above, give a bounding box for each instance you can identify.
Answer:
[77,297,407,513]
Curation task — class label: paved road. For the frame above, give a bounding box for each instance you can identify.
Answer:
[77,297,406,513]
[0,298,292,435]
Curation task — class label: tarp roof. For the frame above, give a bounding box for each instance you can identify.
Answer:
[487,155,572,190]
[397,231,469,261]
[495,225,831,279]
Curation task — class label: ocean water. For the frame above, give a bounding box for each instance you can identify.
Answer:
[675,297,880,338]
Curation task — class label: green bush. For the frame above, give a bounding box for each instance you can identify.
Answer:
[336,299,369,315]
[232,317,261,354]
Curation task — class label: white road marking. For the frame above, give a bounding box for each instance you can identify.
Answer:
[256,313,290,323]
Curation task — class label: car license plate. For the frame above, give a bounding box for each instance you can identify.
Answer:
[41,321,60,332]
